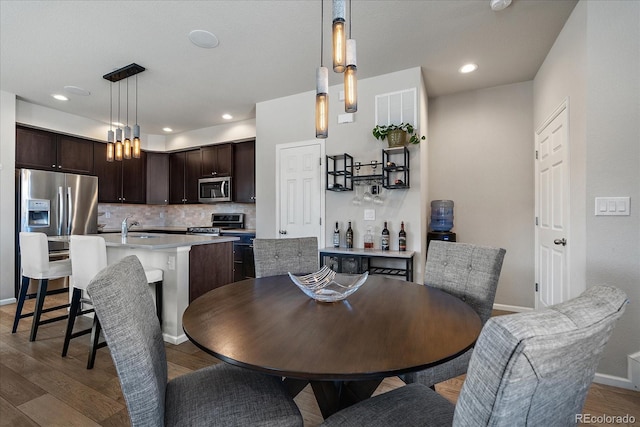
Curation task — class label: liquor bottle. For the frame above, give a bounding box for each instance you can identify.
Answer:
[346,222,354,248]
[381,221,390,251]
[333,222,340,247]
[364,226,374,249]
[398,221,407,251]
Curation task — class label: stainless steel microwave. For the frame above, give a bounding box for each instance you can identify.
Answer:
[198,177,232,203]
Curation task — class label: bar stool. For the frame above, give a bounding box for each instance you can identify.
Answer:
[13,232,72,342]
[62,235,164,369]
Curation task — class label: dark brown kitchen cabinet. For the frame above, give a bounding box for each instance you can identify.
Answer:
[233,139,255,203]
[93,142,146,203]
[16,126,93,174]
[201,143,232,177]
[189,241,234,302]
[146,152,170,205]
[169,149,201,204]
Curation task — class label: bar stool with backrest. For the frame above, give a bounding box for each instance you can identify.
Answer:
[62,235,164,369]
[13,232,73,341]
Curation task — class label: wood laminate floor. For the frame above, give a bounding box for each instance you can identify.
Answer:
[1,294,638,426]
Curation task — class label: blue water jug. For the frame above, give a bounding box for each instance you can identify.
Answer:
[430,200,454,232]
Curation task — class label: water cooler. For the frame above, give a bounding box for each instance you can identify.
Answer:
[427,200,456,253]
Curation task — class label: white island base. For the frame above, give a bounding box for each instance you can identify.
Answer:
[101,233,238,344]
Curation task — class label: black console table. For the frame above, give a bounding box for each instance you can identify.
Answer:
[319,247,415,282]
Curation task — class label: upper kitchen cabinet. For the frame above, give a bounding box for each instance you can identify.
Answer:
[233,139,255,203]
[16,126,94,174]
[146,152,170,205]
[93,142,146,204]
[169,149,201,204]
[201,143,232,177]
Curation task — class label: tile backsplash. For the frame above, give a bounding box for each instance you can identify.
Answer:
[98,203,256,230]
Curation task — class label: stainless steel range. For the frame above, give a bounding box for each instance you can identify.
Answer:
[187,213,245,236]
[187,213,255,281]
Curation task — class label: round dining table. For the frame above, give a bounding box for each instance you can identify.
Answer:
[182,274,482,418]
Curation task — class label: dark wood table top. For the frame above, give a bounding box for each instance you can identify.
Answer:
[182,275,482,381]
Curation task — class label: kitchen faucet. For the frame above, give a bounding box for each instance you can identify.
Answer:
[121,216,140,237]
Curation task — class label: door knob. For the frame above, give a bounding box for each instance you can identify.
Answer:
[553,238,567,246]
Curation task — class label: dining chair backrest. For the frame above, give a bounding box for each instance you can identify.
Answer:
[453,285,628,426]
[87,255,167,425]
[253,237,319,278]
[425,241,506,325]
[69,235,107,291]
[19,232,51,279]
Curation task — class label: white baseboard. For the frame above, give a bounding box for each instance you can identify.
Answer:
[493,303,533,313]
[593,372,638,391]
[0,297,17,306]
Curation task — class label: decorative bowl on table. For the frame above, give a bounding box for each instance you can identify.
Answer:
[288,266,368,303]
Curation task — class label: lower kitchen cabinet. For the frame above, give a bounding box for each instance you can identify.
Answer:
[189,241,234,302]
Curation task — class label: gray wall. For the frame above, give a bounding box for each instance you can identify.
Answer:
[428,82,535,308]
[534,0,639,381]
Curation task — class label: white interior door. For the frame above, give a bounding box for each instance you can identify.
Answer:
[535,101,570,309]
[276,141,324,245]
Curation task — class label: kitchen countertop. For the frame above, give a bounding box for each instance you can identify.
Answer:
[99,226,256,235]
[50,232,238,250]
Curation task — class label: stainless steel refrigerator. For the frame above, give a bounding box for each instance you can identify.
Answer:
[15,168,98,290]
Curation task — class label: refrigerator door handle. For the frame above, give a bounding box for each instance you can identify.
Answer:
[67,186,73,235]
[57,186,64,235]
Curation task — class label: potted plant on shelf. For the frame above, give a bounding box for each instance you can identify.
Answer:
[372,123,425,147]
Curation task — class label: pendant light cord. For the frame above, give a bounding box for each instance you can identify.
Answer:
[135,75,138,124]
[126,78,129,126]
[109,83,113,131]
[349,0,352,38]
[320,0,324,67]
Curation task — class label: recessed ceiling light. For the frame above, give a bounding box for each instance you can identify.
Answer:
[64,85,91,96]
[459,63,478,74]
[188,30,219,49]
[163,127,173,132]
[490,0,512,11]
[113,121,124,127]
[52,94,68,101]
[222,114,233,120]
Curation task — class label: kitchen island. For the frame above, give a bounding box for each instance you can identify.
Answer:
[54,232,239,344]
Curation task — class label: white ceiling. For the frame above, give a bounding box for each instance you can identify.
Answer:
[0,0,577,136]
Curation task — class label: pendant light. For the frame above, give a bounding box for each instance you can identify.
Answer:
[123,78,132,159]
[344,0,357,112]
[106,83,115,162]
[115,81,123,161]
[132,74,141,158]
[103,63,145,162]
[316,0,329,138]
[332,0,346,73]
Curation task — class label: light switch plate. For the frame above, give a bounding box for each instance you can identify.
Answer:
[594,197,630,216]
[364,209,375,221]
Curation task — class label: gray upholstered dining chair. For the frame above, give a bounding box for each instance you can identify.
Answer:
[321,284,628,427]
[253,236,319,278]
[86,255,303,427]
[402,241,506,388]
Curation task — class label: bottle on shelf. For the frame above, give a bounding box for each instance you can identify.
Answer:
[364,226,374,249]
[346,222,354,248]
[333,222,340,248]
[399,221,406,251]
[381,221,390,251]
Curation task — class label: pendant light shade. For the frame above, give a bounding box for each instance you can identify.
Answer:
[344,38,357,112]
[332,0,346,73]
[123,126,132,159]
[133,124,141,158]
[106,129,115,162]
[316,66,329,138]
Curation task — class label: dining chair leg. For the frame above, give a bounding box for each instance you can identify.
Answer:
[62,288,82,357]
[29,279,48,342]
[87,316,102,369]
[12,276,30,333]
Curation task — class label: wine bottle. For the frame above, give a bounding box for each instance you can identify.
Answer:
[346,222,354,248]
[399,221,406,251]
[333,222,340,247]
[381,221,390,251]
